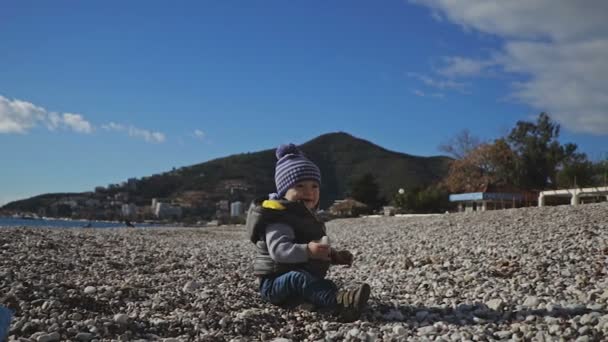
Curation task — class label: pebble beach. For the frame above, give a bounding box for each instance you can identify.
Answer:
[1,202,608,341]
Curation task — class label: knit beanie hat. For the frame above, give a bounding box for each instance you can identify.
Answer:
[273,143,321,198]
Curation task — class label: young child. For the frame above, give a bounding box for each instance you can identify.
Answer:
[246,143,371,322]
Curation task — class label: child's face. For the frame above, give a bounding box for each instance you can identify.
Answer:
[284,180,320,209]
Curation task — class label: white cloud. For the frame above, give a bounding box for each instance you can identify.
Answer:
[0,95,93,134]
[47,112,62,130]
[102,121,165,143]
[437,56,496,77]
[128,126,166,143]
[413,89,426,97]
[410,0,608,135]
[194,129,205,139]
[62,113,93,133]
[412,89,445,99]
[407,72,468,92]
[0,95,167,141]
[0,95,46,133]
[101,122,125,131]
[409,0,608,41]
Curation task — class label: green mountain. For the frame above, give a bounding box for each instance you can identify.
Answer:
[3,132,452,214]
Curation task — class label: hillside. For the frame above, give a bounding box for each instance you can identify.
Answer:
[3,132,452,213]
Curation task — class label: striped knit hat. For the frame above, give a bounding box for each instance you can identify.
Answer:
[274,143,321,198]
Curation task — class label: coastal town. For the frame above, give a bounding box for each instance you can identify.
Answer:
[1,177,250,226]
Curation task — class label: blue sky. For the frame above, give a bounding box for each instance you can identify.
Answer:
[1,0,607,205]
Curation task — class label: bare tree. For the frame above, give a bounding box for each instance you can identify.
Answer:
[438,129,482,159]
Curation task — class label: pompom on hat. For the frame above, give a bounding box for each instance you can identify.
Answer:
[272,143,321,199]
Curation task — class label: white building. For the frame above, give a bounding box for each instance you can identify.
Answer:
[121,203,137,217]
[154,202,182,219]
[230,201,243,217]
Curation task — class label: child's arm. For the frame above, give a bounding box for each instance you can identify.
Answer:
[265,223,331,262]
[265,223,308,263]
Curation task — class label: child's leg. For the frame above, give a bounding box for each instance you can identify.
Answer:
[260,271,338,309]
[0,305,12,340]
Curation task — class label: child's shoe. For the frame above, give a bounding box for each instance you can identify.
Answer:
[335,283,371,322]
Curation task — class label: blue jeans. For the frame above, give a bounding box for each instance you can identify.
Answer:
[260,270,338,309]
[0,305,12,340]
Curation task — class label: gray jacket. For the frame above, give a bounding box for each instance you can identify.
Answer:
[246,198,330,278]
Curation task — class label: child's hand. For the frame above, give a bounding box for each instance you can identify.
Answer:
[332,249,354,266]
[307,241,331,261]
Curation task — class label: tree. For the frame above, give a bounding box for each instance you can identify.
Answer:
[443,139,518,193]
[591,159,608,187]
[393,188,415,213]
[556,152,595,188]
[438,129,482,159]
[349,173,383,210]
[507,113,578,189]
[414,185,451,213]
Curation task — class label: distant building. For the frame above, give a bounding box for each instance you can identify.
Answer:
[230,201,244,217]
[216,200,230,222]
[449,183,536,212]
[449,192,524,212]
[383,206,396,216]
[121,203,137,217]
[154,202,182,219]
[217,200,229,211]
[329,198,368,217]
[538,186,608,206]
[151,198,158,210]
[85,199,101,207]
[114,192,129,202]
[94,186,106,193]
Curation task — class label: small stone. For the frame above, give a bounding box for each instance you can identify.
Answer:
[21,322,35,334]
[37,332,61,342]
[578,326,590,335]
[75,332,94,341]
[495,330,512,339]
[589,303,604,311]
[523,296,539,308]
[544,316,560,325]
[113,314,129,325]
[417,326,437,335]
[348,328,360,337]
[392,325,406,335]
[41,301,54,311]
[83,286,97,295]
[450,332,462,340]
[580,313,598,325]
[68,313,83,321]
[182,281,202,293]
[486,299,504,311]
[548,324,561,335]
[219,316,231,327]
